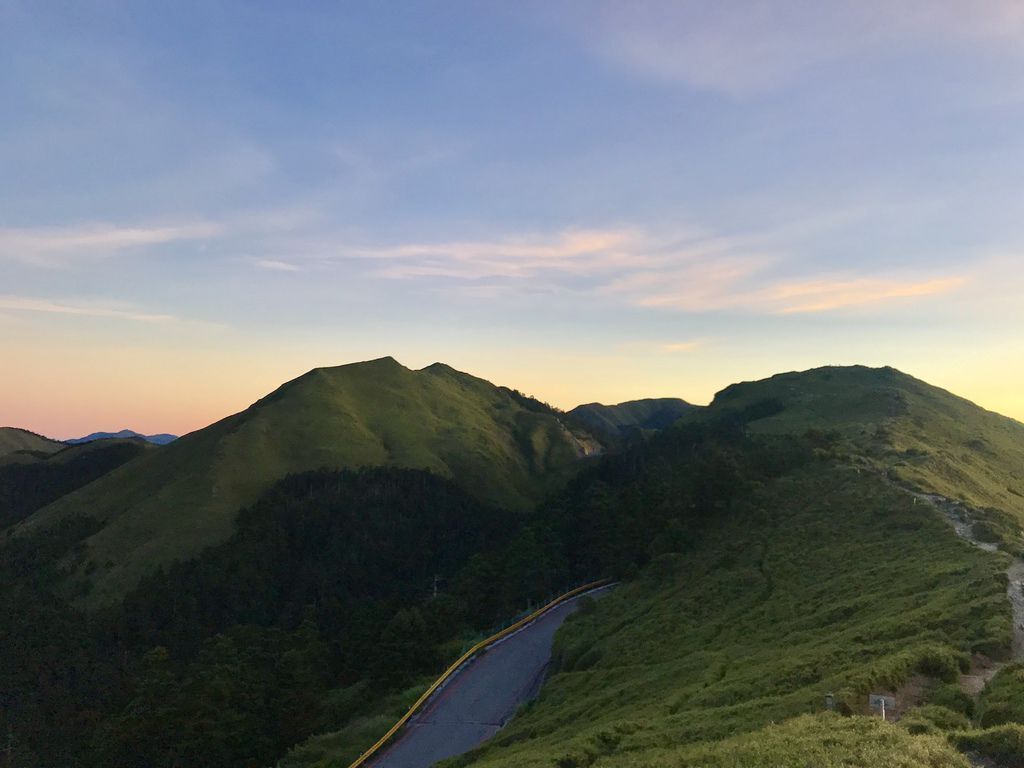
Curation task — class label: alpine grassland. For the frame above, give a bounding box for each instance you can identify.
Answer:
[16,358,597,604]
[445,464,1011,768]
[695,366,1024,551]
[431,365,1024,768]
[0,426,64,461]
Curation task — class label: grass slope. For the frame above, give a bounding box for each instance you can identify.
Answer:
[569,398,695,439]
[452,465,1009,768]
[448,366,1024,768]
[20,357,596,604]
[698,365,1024,547]
[0,438,150,530]
[0,427,63,462]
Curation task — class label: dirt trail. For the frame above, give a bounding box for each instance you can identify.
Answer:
[1007,559,1024,661]
[911,491,1024,662]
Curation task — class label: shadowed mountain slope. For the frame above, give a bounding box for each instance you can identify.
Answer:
[20,357,599,604]
[0,438,150,530]
[569,397,696,439]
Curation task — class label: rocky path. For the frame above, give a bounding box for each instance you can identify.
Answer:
[911,491,1024,662]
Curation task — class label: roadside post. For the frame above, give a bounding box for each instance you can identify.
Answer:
[868,694,896,721]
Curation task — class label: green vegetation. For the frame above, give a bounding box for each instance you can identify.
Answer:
[568,398,695,441]
[0,438,148,529]
[692,365,1024,550]
[975,663,1024,727]
[0,426,63,462]
[1,468,549,767]
[449,464,1008,768]
[900,705,972,735]
[664,714,968,768]
[280,681,432,768]
[18,357,599,604]
[953,724,1024,765]
[4,363,1024,768]
[1,403,800,768]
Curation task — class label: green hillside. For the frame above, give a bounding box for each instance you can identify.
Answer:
[568,397,696,439]
[439,365,1024,768]
[453,465,1008,768]
[19,357,599,604]
[694,365,1024,549]
[0,438,149,530]
[0,427,63,463]
[6,363,1024,768]
[267,364,1024,768]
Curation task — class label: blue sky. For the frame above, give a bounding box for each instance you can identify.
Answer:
[2,1,1023,437]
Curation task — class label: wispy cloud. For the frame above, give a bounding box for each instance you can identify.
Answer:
[0,221,222,267]
[348,225,966,315]
[357,228,648,279]
[770,276,965,314]
[254,259,302,272]
[0,295,174,322]
[609,254,773,311]
[554,1,1024,95]
[610,264,965,315]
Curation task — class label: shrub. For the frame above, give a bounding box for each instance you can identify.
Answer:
[901,705,971,735]
[953,724,1024,766]
[926,683,975,719]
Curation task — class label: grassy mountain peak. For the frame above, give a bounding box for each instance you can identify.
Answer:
[19,357,599,604]
[695,364,1024,543]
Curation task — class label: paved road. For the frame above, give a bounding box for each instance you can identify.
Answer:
[369,587,612,768]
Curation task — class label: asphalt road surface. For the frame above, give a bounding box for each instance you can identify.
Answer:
[369,586,612,768]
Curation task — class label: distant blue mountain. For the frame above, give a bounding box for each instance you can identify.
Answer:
[67,429,177,446]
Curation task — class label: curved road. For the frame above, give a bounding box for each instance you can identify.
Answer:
[369,586,613,768]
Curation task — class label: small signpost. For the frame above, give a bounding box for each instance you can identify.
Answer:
[869,693,897,721]
[824,693,835,711]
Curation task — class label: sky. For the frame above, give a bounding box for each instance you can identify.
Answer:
[2,1,1024,439]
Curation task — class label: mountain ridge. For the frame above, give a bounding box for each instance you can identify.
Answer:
[0,426,64,462]
[67,429,177,445]
[568,397,696,439]
[690,364,1024,545]
[6,360,1024,768]
[18,356,603,604]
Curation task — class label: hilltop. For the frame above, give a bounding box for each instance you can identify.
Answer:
[568,397,695,439]
[0,427,63,462]
[19,357,600,603]
[694,365,1024,548]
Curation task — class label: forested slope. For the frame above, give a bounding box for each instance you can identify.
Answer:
[18,357,599,604]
